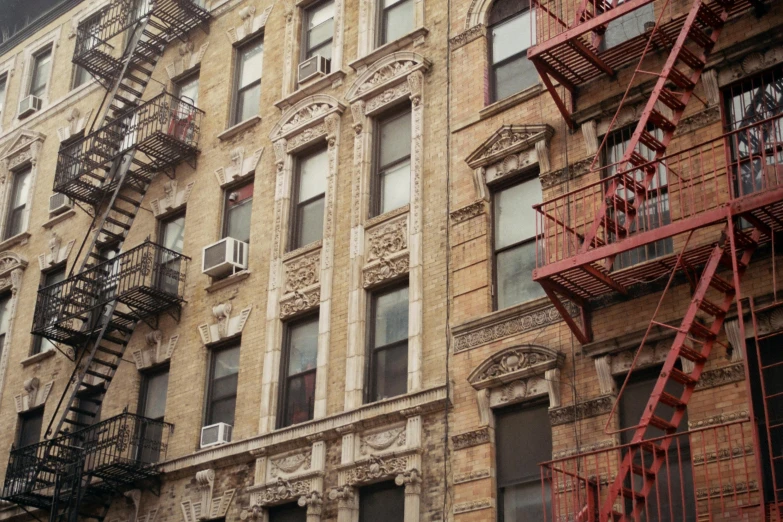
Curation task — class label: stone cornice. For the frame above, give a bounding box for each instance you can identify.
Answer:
[466,124,554,169]
[467,345,564,390]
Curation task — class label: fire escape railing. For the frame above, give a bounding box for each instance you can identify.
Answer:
[2,413,172,508]
[55,92,204,205]
[534,113,783,272]
[32,241,189,346]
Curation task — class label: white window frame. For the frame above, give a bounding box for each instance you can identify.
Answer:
[19,27,61,112]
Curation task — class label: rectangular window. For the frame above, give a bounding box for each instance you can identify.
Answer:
[138,368,169,462]
[378,0,414,46]
[206,344,240,426]
[0,74,7,120]
[603,0,654,49]
[367,284,408,403]
[176,72,200,107]
[157,213,185,294]
[603,125,672,268]
[492,176,544,309]
[490,0,536,102]
[359,481,404,522]
[17,408,44,448]
[303,0,335,61]
[233,38,263,125]
[495,402,552,521]
[291,147,327,249]
[32,265,67,355]
[279,315,319,428]
[269,503,307,522]
[5,166,32,240]
[223,181,254,244]
[29,46,53,98]
[0,294,9,362]
[373,107,411,217]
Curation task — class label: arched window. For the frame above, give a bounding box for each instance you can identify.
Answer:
[488,0,537,103]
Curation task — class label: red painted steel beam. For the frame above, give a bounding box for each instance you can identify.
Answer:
[534,61,576,129]
[541,282,592,344]
[582,264,628,295]
[568,39,615,77]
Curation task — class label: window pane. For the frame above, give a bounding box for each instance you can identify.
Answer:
[269,503,308,522]
[382,0,414,44]
[177,75,199,107]
[493,55,538,101]
[496,242,543,308]
[225,185,253,243]
[297,198,325,247]
[288,318,319,376]
[30,48,52,97]
[0,75,6,114]
[6,168,31,238]
[213,346,240,379]
[496,403,552,485]
[604,2,654,49]
[142,371,169,420]
[12,168,32,209]
[379,111,411,167]
[380,160,411,214]
[239,41,263,88]
[492,12,531,63]
[298,149,328,202]
[307,0,335,54]
[494,179,541,248]
[284,371,316,425]
[308,18,334,52]
[212,374,239,400]
[0,296,10,335]
[236,83,261,123]
[161,215,185,253]
[373,286,409,347]
[18,410,43,448]
[373,342,407,400]
[73,66,91,88]
[359,481,404,522]
[502,482,548,522]
[208,397,237,426]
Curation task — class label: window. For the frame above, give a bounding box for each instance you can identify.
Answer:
[367,284,408,403]
[72,13,99,90]
[279,315,319,428]
[603,125,672,268]
[303,0,335,61]
[176,72,200,107]
[206,344,240,427]
[29,46,52,98]
[489,0,536,102]
[0,73,7,119]
[223,181,254,244]
[492,176,544,309]
[5,166,31,239]
[17,408,44,448]
[358,481,404,522]
[373,107,411,217]
[291,147,327,249]
[378,0,414,46]
[157,213,185,293]
[602,0,654,49]
[138,368,169,462]
[32,265,66,355]
[269,503,307,522]
[496,401,551,521]
[233,38,263,125]
[0,294,11,361]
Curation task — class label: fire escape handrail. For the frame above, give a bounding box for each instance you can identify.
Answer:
[74,0,155,60]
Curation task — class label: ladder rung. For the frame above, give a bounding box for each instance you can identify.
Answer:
[63,418,89,428]
[648,415,677,433]
[111,206,137,218]
[68,406,98,416]
[669,367,698,386]
[678,344,707,364]
[91,358,118,370]
[667,67,695,90]
[708,273,734,293]
[631,464,656,479]
[659,391,687,409]
[761,359,783,371]
[659,88,686,112]
[697,298,726,318]
[619,486,646,501]
[103,333,128,345]
[687,23,714,49]
[688,320,716,340]
[116,194,141,205]
[641,440,666,456]
[118,82,143,98]
[105,217,131,229]
[676,46,706,70]
[85,369,109,378]
[639,130,666,153]
[648,109,676,132]
[97,345,123,357]
[606,193,637,216]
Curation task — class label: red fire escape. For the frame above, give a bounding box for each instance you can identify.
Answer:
[528,0,779,519]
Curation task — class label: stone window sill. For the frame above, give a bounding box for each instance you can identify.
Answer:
[349,27,430,72]
[21,349,56,367]
[0,231,31,251]
[283,239,322,261]
[206,270,251,293]
[42,209,76,229]
[479,83,543,120]
[217,116,261,141]
[365,204,410,229]
[274,70,347,110]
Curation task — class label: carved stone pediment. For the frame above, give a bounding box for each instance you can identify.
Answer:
[57,108,93,143]
[165,41,209,80]
[132,330,179,370]
[346,52,431,103]
[1,130,46,170]
[181,469,236,522]
[0,252,27,293]
[214,147,263,187]
[270,94,345,143]
[14,377,54,413]
[198,303,252,345]
[37,233,75,269]
[466,124,554,170]
[225,5,273,45]
[150,179,196,217]
[468,345,564,390]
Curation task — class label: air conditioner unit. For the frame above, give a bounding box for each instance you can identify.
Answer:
[200,423,232,449]
[202,237,248,278]
[49,193,73,215]
[18,95,42,118]
[298,55,330,84]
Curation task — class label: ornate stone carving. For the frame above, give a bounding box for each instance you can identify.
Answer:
[284,252,321,294]
[489,376,550,408]
[280,288,321,319]
[363,254,409,288]
[450,201,486,224]
[470,345,562,387]
[453,301,578,353]
[150,180,196,217]
[1,130,45,169]
[270,451,312,478]
[214,147,263,187]
[365,82,411,114]
[285,123,327,152]
[694,363,745,390]
[165,41,209,80]
[198,304,252,345]
[548,395,615,426]
[270,95,345,142]
[344,455,408,485]
[359,427,406,456]
[257,477,311,505]
[688,410,749,430]
[297,490,323,514]
[454,469,491,484]
[692,443,753,466]
[366,220,407,262]
[346,52,430,102]
[449,24,486,50]
[466,124,554,169]
[181,469,237,522]
[552,439,617,459]
[451,427,490,450]
[454,499,493,514]
[132,331,179,370]
[57,107,93,142]
[696,480,757,500]
[225,4,273,44]
[540,157,594,189]
[14,378,54,413]
[718,46,783,86]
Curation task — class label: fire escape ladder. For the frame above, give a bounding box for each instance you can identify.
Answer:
[601,224,761,521]
[579,0,732,264]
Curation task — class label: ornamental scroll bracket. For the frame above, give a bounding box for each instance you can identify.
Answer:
[198,304,252,345]
[181,469,236,522]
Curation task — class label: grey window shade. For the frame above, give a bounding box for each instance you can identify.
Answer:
[496,401,552,487]
[359,481,404,522]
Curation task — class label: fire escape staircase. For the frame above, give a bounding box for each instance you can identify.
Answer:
[0,1,208,521]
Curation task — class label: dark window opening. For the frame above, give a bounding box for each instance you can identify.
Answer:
[206,343,240,427]
[278,315,319,428]
[488,0,536,103]
[358,480,404,522]
[367,284,408,403]
[16,408,43,448]
[269,502,307,522]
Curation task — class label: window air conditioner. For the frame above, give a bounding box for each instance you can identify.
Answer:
[49,193,73,215]
[298,55,330,84]
[202,237,248,278]
[18,95,42,118]
[200,423,232,449]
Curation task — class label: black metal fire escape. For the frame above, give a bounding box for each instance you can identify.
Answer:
[0,0,208,521]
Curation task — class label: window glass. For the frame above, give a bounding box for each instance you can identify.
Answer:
[305,0,335,60]
[489,0,537,102]
[603,0,654,49]
[281,316,319,427]
[177,74,200,107]
[379,110,411,166]
[373,286,408,347]
[298,149,328,202]
[33,266,66,355]
[496,403,551,521]
[496,242,540,308]
[141,370,169,421]
[0,74,8,117]
[6,167,31,239]
[359,481,404,522]
[224,182,254,244]
[494,179,541,248]
[17,409,44,448]
[376,109,412,216]
[0,294,9,359]
[293,148,327,249]
[160,214,185,253]
[369,285,408,402]
[207,345,240,426]
[30,47,52,98]
[235,39,263,124]
[380,0,414,45]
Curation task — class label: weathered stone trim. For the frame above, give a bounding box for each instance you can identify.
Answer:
[452,299,577,353]
[150,180,196,217]
[454,499,493,515]
[548,395,614,426]
[468,345,564,389]
[449,24,485,50]
[540,156,594,189]
[694,363,745,390]
[451,427,490,450]
[450,200,486,224]
[552,439,617,459]
[696,480,757,500]
[688,410,750,430]
[692,443,753,466]
[37,232,75,270]
[165,41,209,81]
[454,469,491,484]
[14,378,54,413]
[225,5,272,45]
